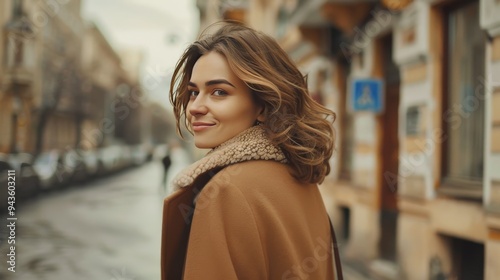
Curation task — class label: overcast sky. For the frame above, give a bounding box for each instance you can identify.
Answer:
[81,0,200,106]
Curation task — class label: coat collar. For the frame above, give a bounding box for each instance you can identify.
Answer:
[171,125,287,192]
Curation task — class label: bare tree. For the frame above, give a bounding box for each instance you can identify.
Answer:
[34,55,83,155]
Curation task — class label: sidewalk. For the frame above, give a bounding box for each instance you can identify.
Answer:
[344,263,373,280]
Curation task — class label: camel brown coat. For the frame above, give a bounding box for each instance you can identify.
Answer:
[161,127,336,280]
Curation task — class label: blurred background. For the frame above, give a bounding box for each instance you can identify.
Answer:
[1,0,500,279]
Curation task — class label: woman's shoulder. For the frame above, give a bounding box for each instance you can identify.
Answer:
[205,160,315,198]
[199,160,326,227]
[216,160,292,183]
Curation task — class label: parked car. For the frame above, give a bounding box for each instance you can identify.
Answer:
[117,145,133,170]
[144,143,154,162]
[7,153,40,201]
[131,144,148,166]
[0,153,40,211]
[0,155,12,211]
[98,146,122,175]
[33,150,68,190]
[81,149,99,178]
[63,149,87,184]
[153,144,169,161]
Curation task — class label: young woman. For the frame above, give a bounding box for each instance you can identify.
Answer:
[161,22,342,280]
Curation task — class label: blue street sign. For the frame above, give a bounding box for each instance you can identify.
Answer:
[350,79,384,113]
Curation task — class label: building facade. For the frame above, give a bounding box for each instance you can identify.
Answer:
[0,0,39,153]
[197,0,500,279]
[0,0,13,152]
[1,0,88,154]
[1,0,148,155]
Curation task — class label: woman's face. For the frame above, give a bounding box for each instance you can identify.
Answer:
[187,51,263,149]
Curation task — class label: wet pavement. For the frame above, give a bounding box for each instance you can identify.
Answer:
[0,161,167,280]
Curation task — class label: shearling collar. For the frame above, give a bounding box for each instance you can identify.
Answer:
[171,125,287,191]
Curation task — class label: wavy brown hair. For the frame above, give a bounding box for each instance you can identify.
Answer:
[170,22,336,184]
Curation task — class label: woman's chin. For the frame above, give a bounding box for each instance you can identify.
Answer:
[194,140,215,150]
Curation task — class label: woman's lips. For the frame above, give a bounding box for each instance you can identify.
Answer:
[192,122,215,132]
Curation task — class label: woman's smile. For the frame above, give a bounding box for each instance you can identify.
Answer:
[191,122,216,132]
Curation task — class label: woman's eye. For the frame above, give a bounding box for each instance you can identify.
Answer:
[188,90,198,97]
[212,89,227,96]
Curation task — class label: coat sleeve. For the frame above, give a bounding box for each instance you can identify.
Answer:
[182,174,268,280]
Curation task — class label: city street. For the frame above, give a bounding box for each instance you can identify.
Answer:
[1,0,498,278]
[0,161,167,280]
[0,159,369,280]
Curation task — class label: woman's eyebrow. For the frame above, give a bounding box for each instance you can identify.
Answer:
[188,79,235,88]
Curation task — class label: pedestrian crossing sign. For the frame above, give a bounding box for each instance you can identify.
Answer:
[350,78,384,113]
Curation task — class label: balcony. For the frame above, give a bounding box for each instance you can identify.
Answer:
[3,66,34,87]
[2,5,36,92]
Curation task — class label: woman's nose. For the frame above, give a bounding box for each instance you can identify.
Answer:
[188,94,208,116]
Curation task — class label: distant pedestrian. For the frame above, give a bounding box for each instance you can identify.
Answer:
[161,153,171,188]
[163,140,191,195]
[161,22,342,280]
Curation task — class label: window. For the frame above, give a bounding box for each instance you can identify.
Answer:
[406,106,420,136]
[442,1,486,196]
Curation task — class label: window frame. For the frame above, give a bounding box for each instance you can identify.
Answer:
[439,0,486,199]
